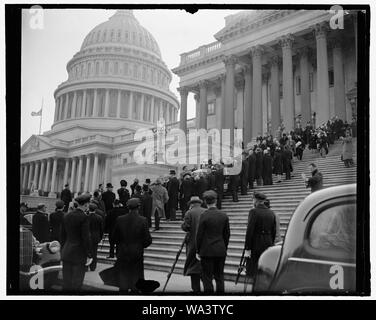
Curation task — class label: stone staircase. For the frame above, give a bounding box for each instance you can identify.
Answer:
[97,139,357,283]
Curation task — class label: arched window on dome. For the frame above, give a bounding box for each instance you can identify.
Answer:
[110,29,115,42]
[123,63,128,76]
[150,69,155,84]
[90,32,95,44]
[132,32,136,44]
[142,66,147,80]
[80,64,84,78]
[117,29,121,42]
[133,64,138,79]
[95,62,100,75]
[87,62,91,77]
[102,30,107,42]
[104,61,109,75]
[139,33,143,46]
[157,71,161,86]
[125,31,129,43]
[114,62,119,75]
[96,31,101,42]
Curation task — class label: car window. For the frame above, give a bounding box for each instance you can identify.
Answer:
[308,203,356,260]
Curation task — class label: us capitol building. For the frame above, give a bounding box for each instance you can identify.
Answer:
[20,9,358,198]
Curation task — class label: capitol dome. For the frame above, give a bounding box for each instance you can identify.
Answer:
[52,9,179,132]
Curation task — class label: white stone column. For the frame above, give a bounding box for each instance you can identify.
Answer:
[63,94,69,120]
[22,163,29,191]
[178,87,188,133]
[270,55,281,134]
[93,89,98,117]
[219,74,226,131]
[83,155,91,192]
[28,162,34,189]
[129,92,133,119]
[63,158,70,187]
[58,97,64,121]
[49,158,58,197]
[81,90,87,117]
[194,94,200,129]
[198,80,208,130]
[314,22,330,127]
[251,46,263,138]
[104,89,110,117]
[151,96,155,123]
[103,156,109,185]
[332,39,346,120]
[116,89,121,118]
[299,48,311,126]
[91,153,99,192]
[76,156,83,194]
[70,157,77,193]
[243,66,253,144]
[54,99,59,122]
[44,158,51,193]
[223,56,236,143]
[38,160,45,192]
[279,34,295,133]
[72,91,77,118]
[33,161,40,190]
[140,93,145,121]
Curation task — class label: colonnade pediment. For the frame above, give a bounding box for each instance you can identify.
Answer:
[21,135,55,155]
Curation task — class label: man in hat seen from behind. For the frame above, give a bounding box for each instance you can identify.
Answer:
[141,184,153,228]
[181,196,206,293]
[105,199,127,258]
[196,190,230,293]
[112,198,152,293]
[60,184,72,212]
[179,172,194,218]
[167,170,179,221]
[61,193,92,291]
[32,203,50,243]
[50,200,65,242]
[244,192,276,283]
[87,203,104,271]
[101,183,116,213]
[117,180,130,209]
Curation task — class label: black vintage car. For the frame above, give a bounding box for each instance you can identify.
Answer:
[254,184,356,294]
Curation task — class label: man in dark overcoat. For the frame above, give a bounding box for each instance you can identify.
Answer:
[50,200,65,242]
[117,179,130,209]
[247,149,256,189]
[213,163,225,209]
[273,146,283,183]
[244,192,276,281]
[32,203,50,243]
[87,203,104,271]
[302,163,323,193]
[141,184,153,228]
[60,184,72,212]
[196,191,230,293]
[195,173,209,200]
[181,196,206,292]
[112,198,152,293]
[179,172,194,217]
[240,152,249,195]
[101,183,116,213]
[105,199,127,258]
[254,148,264,186]
[167,170,179,221]
[61,194,92,291]
[262,149,273,185]
[282,145,293,180]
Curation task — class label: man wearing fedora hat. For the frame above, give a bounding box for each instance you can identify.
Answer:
[244,192,276,282]
[112,198,152,293]
[167,170,179,221]
[181,196,206,292]
[196,190,230,293]
[150,178,169,230]
[179,172,194,218]
[101,183,116,212]
[61,193,92,291]
[60,184,72,212]
[32,203,50,243]
[50,200,65,242]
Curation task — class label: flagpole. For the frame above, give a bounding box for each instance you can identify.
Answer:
[39,98,43,135]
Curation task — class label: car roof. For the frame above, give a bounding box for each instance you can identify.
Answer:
[293,183,356,222]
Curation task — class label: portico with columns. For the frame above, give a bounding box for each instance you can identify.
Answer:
[173,10,358,147]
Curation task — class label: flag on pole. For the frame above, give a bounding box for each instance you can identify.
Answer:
[31,108,42,116]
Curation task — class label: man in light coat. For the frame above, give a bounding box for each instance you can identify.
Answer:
[181,196,206,293]
[150,178,169,230]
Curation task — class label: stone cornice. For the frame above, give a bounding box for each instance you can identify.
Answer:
[171,53,224,76]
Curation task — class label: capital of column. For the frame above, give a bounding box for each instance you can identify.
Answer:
[198,80,210,89]
[223,55,238,67]
[177,87,189,97]
[279,34,294,49]
[250,45,264,58]
[270,54,281,67]
[312,22,329,40]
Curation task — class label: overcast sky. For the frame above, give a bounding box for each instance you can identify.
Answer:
[21,8,242,144]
